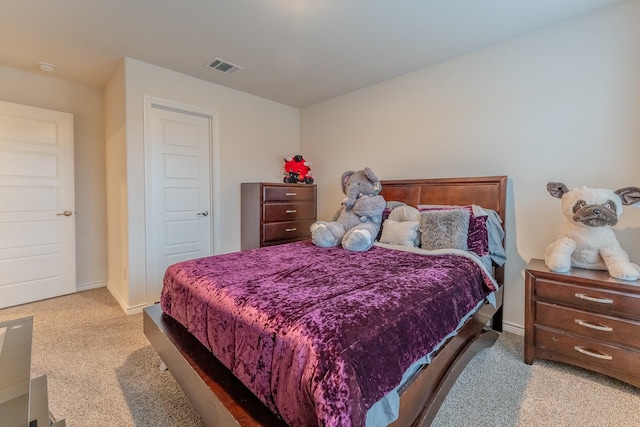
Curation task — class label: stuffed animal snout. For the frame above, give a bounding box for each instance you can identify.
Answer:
[571,198,618,227]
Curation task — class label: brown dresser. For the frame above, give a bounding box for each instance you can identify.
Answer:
[524,258,640,387]
[241,182,317,250]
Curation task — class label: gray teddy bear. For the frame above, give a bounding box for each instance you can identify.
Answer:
[310,167,386,252]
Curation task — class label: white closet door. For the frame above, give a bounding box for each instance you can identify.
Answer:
[146,103,212,304]
[0,100,75,308]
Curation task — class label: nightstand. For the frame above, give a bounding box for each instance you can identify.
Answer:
[524,258,640,388]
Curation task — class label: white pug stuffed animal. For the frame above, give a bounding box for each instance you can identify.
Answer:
[544,182,640,281]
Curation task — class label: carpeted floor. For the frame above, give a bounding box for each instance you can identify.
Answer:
[431,326,640,426]
[1,287,638,426]
[0,288,204,427]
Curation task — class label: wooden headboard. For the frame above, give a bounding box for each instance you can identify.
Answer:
[379,175,508,284]
[380,175,507,226]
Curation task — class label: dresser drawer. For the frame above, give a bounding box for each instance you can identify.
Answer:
[263,220,315,244]
[263,186,316,202]
[263,202,316,222]
[242,183,317,250]
[535,278,640,320]
[534,325,640,374]
[535,301,640,349]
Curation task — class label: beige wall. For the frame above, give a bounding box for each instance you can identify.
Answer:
[104,61,128,304]
[300,1,640,332]
[107,58,300,311]
[0,65,107,291]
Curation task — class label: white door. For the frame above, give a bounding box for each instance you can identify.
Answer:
[0,101,75,309]
[146,103,212,303]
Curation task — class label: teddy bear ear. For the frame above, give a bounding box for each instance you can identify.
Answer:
[546,182,569,199]
[341,170,355,194]
[363,167,381,191]
[615,187,640,206]
[363,167,380,183]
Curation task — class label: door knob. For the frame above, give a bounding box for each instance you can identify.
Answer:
[197,211,209,217]
[56,210,73,216]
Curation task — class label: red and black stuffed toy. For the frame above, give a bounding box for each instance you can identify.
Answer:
[283,155,314,184]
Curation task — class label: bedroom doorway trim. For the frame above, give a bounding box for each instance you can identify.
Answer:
[143,97,220,305]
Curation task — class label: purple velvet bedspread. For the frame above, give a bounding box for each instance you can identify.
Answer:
[160,241,496,427]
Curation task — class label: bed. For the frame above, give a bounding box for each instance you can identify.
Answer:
[143,175,507,427]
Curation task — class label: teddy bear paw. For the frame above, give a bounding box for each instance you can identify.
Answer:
[311,223,340,247]
[544,257,571,273]
[608,262,640,281]
[343,229,373,252]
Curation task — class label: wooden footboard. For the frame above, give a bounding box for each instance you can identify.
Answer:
[144,304,286,427]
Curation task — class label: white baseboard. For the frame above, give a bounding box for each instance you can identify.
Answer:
[124,304,146,315]
[76,280,106,292]
[502,321,524,336]
[105,282,148,315]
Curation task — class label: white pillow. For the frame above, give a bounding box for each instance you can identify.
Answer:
[379,219,420,247]
[388,205,421,222]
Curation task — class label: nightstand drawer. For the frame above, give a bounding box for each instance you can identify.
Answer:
[263,202,316,222]
[535,278,640,319]
[535,302,640,349]
[263,220,315,244]
[535,326,640,373]
[263,186,316,202]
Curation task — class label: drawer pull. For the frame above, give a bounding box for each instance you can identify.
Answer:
[574,346,612,360]
[285,228,297,232]
[574,319,613,332]
[285,192,297,196]
[574,293,613,304]
[285,209,297,213]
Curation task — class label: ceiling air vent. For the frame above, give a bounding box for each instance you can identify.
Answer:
[205,58,244,75]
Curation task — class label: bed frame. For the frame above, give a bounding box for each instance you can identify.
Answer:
[143,175,507,427]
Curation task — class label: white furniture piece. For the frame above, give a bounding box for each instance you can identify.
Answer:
[0,316,66,427]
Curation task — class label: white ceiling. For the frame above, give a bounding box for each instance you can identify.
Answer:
[1,0,626,108]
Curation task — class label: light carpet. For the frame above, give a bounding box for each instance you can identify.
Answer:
[0,287,638,426]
